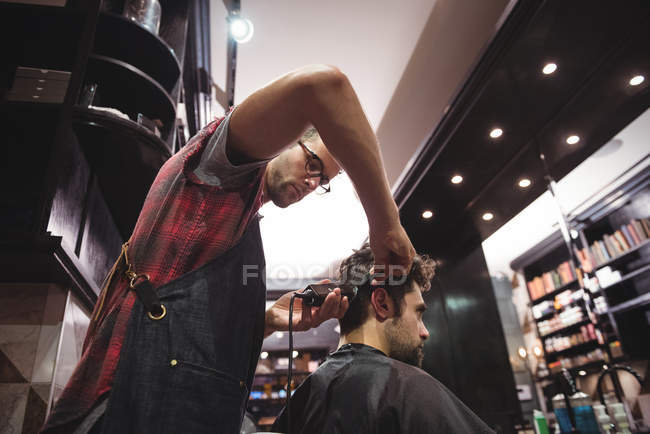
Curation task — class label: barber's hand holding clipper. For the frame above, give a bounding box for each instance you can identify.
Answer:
[263,220,415,338]
[264,279,349,337]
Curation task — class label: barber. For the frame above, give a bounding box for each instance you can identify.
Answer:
[42,65,415,434]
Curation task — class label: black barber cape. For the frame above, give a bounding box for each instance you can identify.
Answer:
[272,343,494,434]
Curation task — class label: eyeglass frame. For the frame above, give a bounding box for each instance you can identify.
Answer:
[297,140,331,194]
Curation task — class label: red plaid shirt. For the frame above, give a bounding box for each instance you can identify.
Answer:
[43,116,267,432]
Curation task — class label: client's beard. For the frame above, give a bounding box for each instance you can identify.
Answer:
[385,317,424,368]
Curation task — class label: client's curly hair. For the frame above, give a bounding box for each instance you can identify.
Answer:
[336,243,437,335]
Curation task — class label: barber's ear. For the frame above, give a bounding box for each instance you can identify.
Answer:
[370,288,394,321]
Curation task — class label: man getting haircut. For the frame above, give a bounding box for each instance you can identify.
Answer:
[272,244,494,434]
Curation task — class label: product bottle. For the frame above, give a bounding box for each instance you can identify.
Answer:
[552,394,573,433]
[570,391,600,434]
[533,410,550,434]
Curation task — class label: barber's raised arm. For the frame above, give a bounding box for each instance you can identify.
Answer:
[229,64,415,275]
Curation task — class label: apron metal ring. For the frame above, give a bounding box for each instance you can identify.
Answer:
[147,304,166,321]
[129,273,150,289]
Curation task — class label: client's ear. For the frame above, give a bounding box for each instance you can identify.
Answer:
[370,288,394,321]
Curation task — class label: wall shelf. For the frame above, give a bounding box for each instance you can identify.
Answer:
[537,359,608,382]
[94,12,181,92]
[600,263,650,292]
[540,319,591,340]
[608,292,650,315]
[592,239,650,272]
[531,279,580,305]
[72,106,170,238]
[84,54,176,140]
[545,340,602,359]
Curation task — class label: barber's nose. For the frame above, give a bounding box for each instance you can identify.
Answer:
[305,177,319,190]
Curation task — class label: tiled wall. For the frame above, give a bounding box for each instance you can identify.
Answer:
[0,284,90,434]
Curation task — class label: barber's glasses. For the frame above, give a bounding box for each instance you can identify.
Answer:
[298,140,331,194]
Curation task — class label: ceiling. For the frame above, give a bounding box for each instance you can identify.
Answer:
[397,0,650,263]
[209,1,649,286]
[209,0,513,283]
[208,0,650,350]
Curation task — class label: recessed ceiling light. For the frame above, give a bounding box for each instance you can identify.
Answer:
[422,210,433,219]
[482,212,494,221]
[292,350,299,359]
[542,63,558,75]
[489,128,503,139]
[451,175,463,184]
[578,370,587,376]
[566,135,580,145]
[260,351,269,360]
[629,75,645,86]
[518,178,531,188]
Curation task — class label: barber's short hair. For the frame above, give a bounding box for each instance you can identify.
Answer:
[300,126,320,143]
[336,243,436,335]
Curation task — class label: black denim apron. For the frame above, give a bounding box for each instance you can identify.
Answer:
[100,217,266,434]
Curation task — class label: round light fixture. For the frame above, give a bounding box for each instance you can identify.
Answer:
[489,128,503,139]
[451,175,463,184]
[518,178,531,188]
[292,350,299,359]
[542,63,558,75]
[578,370,587,376]
[422,210,433,219]
[629,75,645,86]
[260,351,269,360]
[566,135,580,145]
[517,347,527,359]
[533,346,543,357]
[229,16,254,43]
[482,212,494,221]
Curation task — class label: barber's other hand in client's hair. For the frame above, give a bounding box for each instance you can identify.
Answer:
[264,279,349,338]
[369,222,415,284]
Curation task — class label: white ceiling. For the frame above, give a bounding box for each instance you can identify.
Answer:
[210,0,513,285]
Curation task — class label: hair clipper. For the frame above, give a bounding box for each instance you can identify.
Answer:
[298,282,358,306]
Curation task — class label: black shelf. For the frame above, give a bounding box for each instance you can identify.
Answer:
[540,318,591,340]
[535,311,557,322]
[84,54,176,140]
[608,292,650,315]
[592,239,650,272]
[94,12,181,92]
[545,340,602,359]
[530,279,581,305]
[535,300,584,322]
[600,263,650,291]
[72,106,170,238]
[537,359,608,382]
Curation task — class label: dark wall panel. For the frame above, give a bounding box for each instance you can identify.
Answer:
[422,245,520,433]
[422,275,457,392]
[46,126,90,254]
[78,177,123,293]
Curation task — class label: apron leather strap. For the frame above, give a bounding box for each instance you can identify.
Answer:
[122,240,164,319]
[130,277,164,319]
